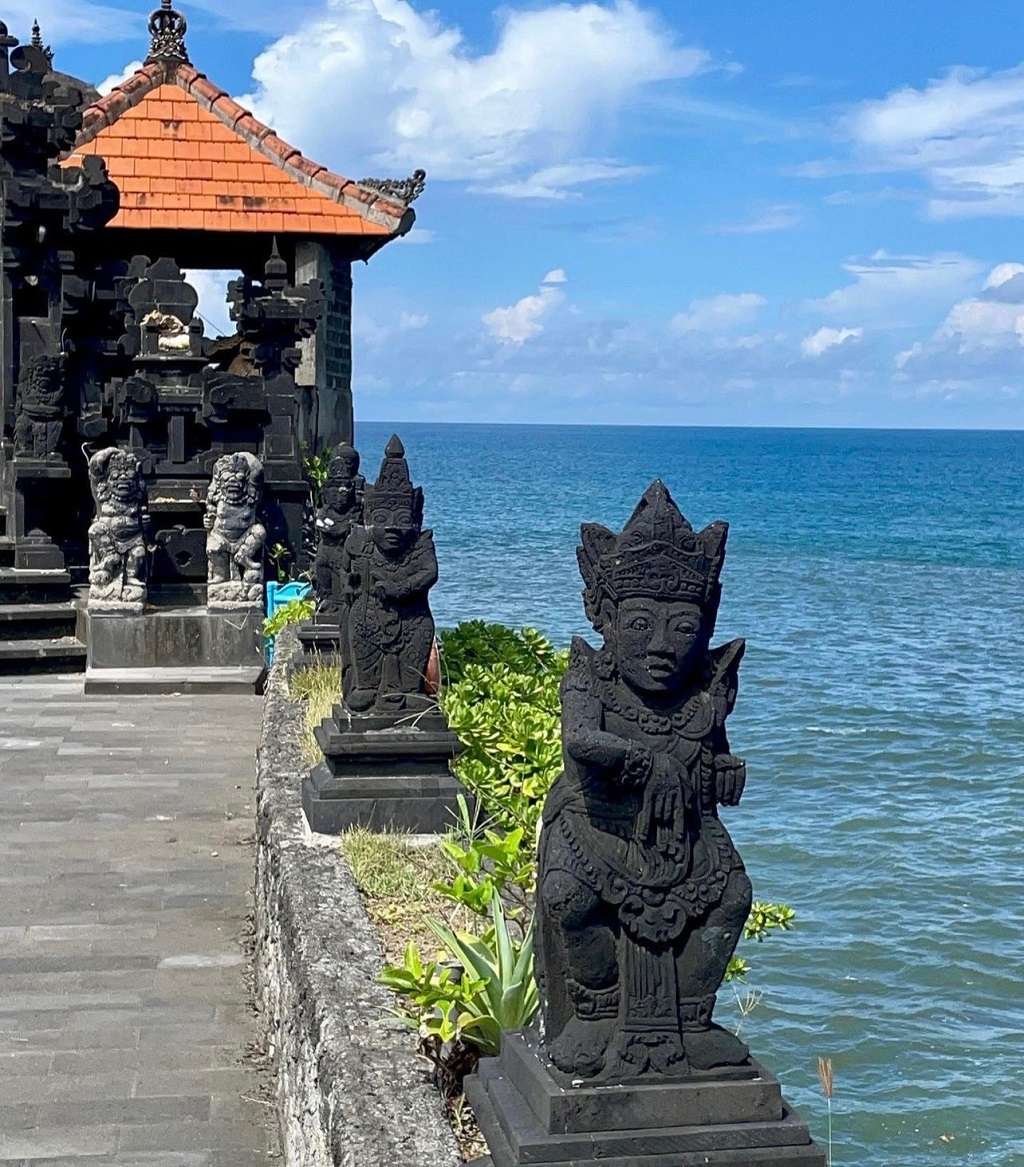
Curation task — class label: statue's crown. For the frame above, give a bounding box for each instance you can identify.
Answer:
[578,481,728,612]
[364,435,423,527]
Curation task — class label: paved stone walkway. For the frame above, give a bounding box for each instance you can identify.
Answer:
[0,675,281,1166]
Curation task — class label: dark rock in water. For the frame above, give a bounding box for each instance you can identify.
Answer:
[303,435,465,834]
[466,482,825,1166]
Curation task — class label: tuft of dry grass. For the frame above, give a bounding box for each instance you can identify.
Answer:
[289,658,339,763]
[340,827,475,962]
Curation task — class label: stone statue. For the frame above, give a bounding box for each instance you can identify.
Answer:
[13,354,66,459]
[536,480,752,1081]
[314,442,365,619]
[87,448,149,612]
[342,435,437,713]
[205,452,266,609]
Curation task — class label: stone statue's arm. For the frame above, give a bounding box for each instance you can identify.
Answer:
[387,532,439,600]
[708,639,748,807]
[561,639,652,787]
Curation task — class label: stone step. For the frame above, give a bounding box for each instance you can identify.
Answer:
[0,636,86,675]
[0,567,72,605]
[0,602,78,640]
[84,665,264,695]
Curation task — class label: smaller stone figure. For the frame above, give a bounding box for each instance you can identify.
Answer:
[205,452,266,609]
[314,443,365,619]
[87,448,149,612]
[13,354,66,459]
[342,436,437,713]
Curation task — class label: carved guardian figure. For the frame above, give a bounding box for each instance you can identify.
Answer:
[13,354,66,459]
[87,448,148,612]
[314,443,365,619]
[536,481,753,1081]
[205,451,266,608]
[342,435,437,712]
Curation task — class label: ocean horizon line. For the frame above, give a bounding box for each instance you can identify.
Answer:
[358,418,1024,436]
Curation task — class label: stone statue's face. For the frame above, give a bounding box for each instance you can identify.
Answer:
[370,505,413,554]
[221,468,249,503]
[614,597,707,696]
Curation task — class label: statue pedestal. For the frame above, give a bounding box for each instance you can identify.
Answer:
[81,605,265,693]
[466,1033,826,1167]
[297,618,342,659]
[303,705,466,834]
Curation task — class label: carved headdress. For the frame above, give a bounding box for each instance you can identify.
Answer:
[364,435,423,529]
[327,441,360,480]
[578,481,728,625]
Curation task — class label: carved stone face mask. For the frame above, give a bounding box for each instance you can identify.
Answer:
[614,597,707,695]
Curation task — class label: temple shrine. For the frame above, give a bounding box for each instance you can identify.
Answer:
[0,3,423,683]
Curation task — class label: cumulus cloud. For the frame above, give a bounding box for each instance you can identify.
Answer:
[184,269,238,338]
[399,311,429,330]
[841,64,1024,218]
[244,0,706,192]
[809,251,985,323]
[483,270,568,346]
[801,325,863,358]
[98,61,144,95]
[670,292,766,334]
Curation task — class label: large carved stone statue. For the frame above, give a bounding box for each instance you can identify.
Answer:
[205,452,266,609]
[465,482,826,1167]
[13,354,66,459]
[342,435,437,712]
[314,442,365,619]
[87,449,149,612]
[537,481,750,1080]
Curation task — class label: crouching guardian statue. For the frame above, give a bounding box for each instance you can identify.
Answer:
[205,452,266,609]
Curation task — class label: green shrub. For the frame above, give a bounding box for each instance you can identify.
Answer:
[262,595,315,640]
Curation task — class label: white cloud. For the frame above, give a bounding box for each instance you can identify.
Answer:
[670,292,766,334]
[714,204,803,234]
[98,60,144,96]
[843,64,1024,218]
[399,311,429,330]
[481,160,653,200]
[244,1,706,189]
[184,269,238,338]
[809,251,985,323]
[801,325,863,358]
[483,270,568,346]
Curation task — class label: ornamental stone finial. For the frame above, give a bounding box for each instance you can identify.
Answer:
[146,0,189,64]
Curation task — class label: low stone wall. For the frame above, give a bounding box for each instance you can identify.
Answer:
[253,626,461,1167]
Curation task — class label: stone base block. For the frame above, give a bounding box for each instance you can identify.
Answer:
[304,705,467,834]
[84,666,263,695]
[83,605,266,673]
[465,1034,826,1167]
[297,620,342,659]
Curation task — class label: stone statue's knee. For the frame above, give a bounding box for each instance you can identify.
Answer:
[542,869,598,926]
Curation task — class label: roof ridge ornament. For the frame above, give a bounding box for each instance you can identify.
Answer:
[358,168,427,205]
[146,0,189,65]
[31,19,53,67]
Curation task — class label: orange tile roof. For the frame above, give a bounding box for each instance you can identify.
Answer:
[64,61,413,238]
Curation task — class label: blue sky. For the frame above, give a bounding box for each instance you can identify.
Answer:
[25,0,1024,427]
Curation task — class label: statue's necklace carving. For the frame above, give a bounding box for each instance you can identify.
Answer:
[595,650,708,738]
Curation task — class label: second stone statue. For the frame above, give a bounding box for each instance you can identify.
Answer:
[303,434,467,835]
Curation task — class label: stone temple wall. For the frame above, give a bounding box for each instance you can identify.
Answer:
[253,626,459,1167]
[295,243,354,450]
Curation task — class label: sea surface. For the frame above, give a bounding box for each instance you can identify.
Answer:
[358,422,1024,1167]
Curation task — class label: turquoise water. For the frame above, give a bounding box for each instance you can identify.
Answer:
[358,422,1024,1167]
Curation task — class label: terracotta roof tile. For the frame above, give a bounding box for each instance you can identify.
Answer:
[65,63,412,238]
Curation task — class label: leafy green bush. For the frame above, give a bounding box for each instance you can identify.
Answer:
[262,595,315,640]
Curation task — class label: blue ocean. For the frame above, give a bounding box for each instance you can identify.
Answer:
[358,422,1024,1167]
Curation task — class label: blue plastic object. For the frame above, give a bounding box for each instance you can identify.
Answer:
[265,580,312,663]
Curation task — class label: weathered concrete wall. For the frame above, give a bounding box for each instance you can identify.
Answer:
[254,627,461,1167]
